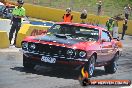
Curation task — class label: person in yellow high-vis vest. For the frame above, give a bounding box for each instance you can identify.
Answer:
[9,0,25,45]
[106,18,114,36]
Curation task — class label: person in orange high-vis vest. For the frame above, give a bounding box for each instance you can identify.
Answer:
[63,8,73,22]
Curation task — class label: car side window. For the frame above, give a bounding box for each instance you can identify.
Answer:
[101,31,111,42]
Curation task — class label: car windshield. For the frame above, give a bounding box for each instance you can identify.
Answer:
[48,24,99,41]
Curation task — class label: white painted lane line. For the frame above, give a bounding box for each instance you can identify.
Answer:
[120,85,132,88]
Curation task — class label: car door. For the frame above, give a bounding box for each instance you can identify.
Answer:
[100,31,114,62]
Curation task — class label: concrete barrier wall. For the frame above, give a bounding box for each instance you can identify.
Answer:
[23,3,67,22]
[23,3,132,35]
[0,31,10,48]
[16,24,50,47]
[0,19,11,33]
[23,3,109,23]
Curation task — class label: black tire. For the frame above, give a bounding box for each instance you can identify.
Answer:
[84,55,96,78]
[79,77,90,86]
[104,53,119,74]
[23,54,35,69]
[79,55,96,86]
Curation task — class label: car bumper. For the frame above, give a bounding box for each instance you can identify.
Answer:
[21,50,89,69]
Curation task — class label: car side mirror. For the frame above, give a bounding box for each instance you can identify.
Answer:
[101,39,106,42]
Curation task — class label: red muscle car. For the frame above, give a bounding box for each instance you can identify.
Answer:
[22,22,122,77]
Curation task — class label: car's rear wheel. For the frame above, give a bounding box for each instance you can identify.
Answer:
[104,53,119,73]
[23,54,35,69]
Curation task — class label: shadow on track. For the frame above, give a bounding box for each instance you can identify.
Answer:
[10,65,109,80]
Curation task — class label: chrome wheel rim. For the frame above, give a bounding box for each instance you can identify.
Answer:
[114,61,117,72]
[114,54,119,72]
[89,56,95,76]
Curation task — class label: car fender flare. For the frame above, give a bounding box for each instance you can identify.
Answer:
[87,51,97,61]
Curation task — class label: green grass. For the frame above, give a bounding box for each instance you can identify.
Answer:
[10,0,132,19]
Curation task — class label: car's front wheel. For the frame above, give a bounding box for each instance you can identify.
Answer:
[104,53,119,74]
[84,55,96,78]
[23,54,35,69]
[79,55,96,86]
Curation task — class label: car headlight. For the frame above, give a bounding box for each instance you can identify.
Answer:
[30,44,36,50]
[22,42,28,49]
[79,51,87,58]
[67,49,74,56]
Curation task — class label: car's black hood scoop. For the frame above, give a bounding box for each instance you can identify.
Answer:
[34,34,85,45]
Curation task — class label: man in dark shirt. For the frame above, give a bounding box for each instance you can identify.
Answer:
[80,9,87,23]
[121,19,128,40]
[9,0,25,45]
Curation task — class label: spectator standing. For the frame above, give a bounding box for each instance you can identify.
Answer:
[96,1,102,15]
[124,4,131,20]
[9,0,25,45]
[80,9,87,23]
[62,8,73,22]
[121,19,128,40]
[106,18,114,36]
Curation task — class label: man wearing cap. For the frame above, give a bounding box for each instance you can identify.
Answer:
[96,1,102,15]
[124,4,131,20]
[80,9,87,24]
[62,8,73,22]
[9,0,25,45]
[106,17,115,36]
[121,19,128,40]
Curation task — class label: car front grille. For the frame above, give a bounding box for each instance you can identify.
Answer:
[27,42,73,59]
